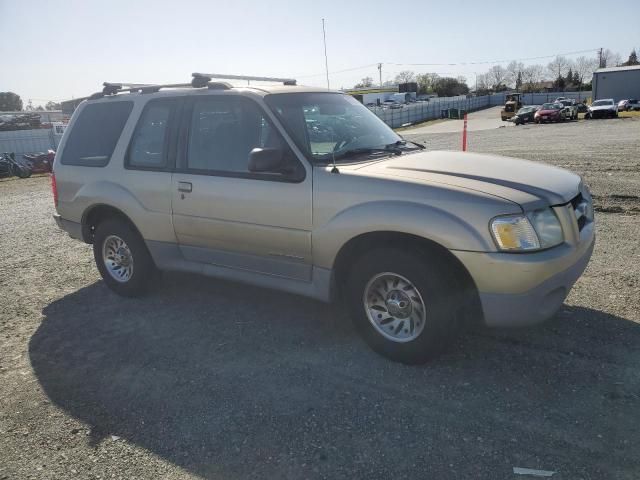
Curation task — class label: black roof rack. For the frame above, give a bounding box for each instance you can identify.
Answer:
[88,72,298,100]
[192,72,297,86]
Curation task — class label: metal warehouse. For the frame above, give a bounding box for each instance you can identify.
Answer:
[592,65,640,102]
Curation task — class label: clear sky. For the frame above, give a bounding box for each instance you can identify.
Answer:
[1,0,638,105]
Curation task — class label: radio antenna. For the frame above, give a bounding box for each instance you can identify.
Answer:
[322,19,330,90]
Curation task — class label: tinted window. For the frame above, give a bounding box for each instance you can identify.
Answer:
[128,102,172,168]
[61,101,133,166]
[187,97,289,174]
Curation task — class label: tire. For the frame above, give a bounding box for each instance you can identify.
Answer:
[93,218,159,297]
[11,164,31,178]
[345,248,468,364]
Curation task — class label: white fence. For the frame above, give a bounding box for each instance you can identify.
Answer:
[369,96,491,128]
[369,91,592,128]
[0,128,63,157]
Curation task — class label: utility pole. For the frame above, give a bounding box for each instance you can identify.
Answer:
[598,47,603,68]
[322,19,330,90]
[378,63,383,87]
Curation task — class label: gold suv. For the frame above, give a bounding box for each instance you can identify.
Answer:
[53,73,595,363]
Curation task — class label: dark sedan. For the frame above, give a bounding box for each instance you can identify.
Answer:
[512,106,537,125]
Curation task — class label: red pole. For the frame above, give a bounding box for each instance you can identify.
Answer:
[462,112,468,151]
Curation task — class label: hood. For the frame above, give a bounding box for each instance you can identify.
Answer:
[352,151,581,210]
[537,108,560,115]
[590,104,615,111]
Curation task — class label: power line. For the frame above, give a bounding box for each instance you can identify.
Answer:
[295,63,378,78]
[384,48,599,67]
[295,48,600,80]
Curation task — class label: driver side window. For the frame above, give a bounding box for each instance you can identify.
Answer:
[186,97,296,176]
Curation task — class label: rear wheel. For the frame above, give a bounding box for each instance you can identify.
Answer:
[346,248,469,364]
[93,218,159,297]
[11,163,31,178]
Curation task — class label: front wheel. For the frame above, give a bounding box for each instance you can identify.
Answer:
[93,218,159,297]
[346,248,468,364]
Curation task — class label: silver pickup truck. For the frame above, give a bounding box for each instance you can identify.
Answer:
[52,73,595,363]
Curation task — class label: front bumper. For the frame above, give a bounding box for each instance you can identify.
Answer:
[453,219,595,327]
[590,109,615,118]
[53,213,83,241]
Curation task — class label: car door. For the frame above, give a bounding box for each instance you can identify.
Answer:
[171,93,313,281]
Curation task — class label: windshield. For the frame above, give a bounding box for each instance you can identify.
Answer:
[541,103,560,110]
[264,93,403,163]
[592,100,613,107]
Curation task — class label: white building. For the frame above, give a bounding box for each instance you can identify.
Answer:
[592,65,640,101]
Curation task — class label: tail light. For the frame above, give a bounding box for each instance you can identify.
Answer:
[51,172,58,207]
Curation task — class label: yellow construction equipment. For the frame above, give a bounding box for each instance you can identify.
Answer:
[501,93,523,121]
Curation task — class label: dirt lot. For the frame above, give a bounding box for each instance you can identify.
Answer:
[1,116,639,479]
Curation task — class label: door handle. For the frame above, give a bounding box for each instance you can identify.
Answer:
[178,182,192,193]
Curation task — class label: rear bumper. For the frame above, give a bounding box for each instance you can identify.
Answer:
[53,213,83,241]
[453,221,595,327]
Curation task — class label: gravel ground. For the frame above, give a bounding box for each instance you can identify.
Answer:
[1,116,639,479]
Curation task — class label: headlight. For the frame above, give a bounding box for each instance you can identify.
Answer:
[491,208,563,251]
[528,208,563,248]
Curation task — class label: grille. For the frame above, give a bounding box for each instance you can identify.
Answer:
[570,193,589,231]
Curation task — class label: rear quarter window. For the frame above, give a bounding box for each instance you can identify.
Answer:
[60,101,133,167]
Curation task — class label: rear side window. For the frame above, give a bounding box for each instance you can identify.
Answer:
[127,101,172,169]
[61,101,133,166]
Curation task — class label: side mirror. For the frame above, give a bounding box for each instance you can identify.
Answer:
[248,147,284,173]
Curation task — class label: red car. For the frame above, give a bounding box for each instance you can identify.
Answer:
[534,103,566,124]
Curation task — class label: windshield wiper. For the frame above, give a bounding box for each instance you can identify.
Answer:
[333,146,401,161]
[387,139,425,150]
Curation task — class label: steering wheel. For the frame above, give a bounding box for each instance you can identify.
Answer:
[332,132,361,154]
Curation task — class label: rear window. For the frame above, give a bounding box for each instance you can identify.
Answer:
[126,101,173,169]
[61,101,133,166]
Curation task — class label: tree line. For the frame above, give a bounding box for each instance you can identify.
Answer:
[0,92,61,112]
[353,48,638,96]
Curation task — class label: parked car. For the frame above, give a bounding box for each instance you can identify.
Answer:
[511,106,537,125]
[534,103,567,123]
[52,73,595,364]
[618,99,631,111]
[558,99,579,120]
[618,99,639,111]
[586,99,618,119]
[576,102,589,114]
[627,99,640,111]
